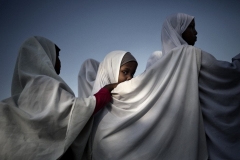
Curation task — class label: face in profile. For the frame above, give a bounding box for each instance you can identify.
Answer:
[118,61,138,83]
[54,45,61,75]
[182,19,198,46]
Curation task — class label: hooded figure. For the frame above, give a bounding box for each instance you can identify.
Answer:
[91,50,137,95]
[159,13,240,159]
[78,59,100,98]
[0,36,96,159]
[90,47,207,159]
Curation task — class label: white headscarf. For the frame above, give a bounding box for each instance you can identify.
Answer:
[11,36,73,98]
[161,13,194,55]
[78,59,100,98]
[0,36,95,159]
[161,13,240,159]
[145,51,163,69]
[91,50,130,95]
[146,13,197,71]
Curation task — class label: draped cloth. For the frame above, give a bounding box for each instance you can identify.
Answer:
[91,50,129,95]
[199,51,240,160]
[78,59,100,98]
[90,49,208,159]
[62,59,100,160]
[0,36,95,160]
[160,13,240,159]
[145,51,162,69]
[161,13,194,55]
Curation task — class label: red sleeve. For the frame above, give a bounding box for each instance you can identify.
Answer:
[93,87,112,115]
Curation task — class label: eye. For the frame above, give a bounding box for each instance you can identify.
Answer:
[122,71,128,75]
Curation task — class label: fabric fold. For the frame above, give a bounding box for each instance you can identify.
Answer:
[91,46,207,160]
[0,36,95,160]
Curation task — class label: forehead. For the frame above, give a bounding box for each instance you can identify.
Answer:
[120,61,138,69]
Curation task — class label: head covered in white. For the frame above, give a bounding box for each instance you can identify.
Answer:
[146,13,195,69]
[90,28,207,159]
[145,50,163,70]
[161,13,194,55]
[11,36,73,98]
[91,50,136,94]
[78,59,100,98]
[152,12,240,159]
[0,36,95,159]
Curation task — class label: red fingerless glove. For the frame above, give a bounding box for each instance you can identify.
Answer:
[93,87,112,115]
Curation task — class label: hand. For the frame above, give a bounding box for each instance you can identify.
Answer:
[103,83,119,92]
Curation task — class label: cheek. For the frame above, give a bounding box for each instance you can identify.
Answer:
[118,74,126,83]
[118,76,123,83]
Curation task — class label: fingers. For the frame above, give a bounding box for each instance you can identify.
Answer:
[103,83,119,92]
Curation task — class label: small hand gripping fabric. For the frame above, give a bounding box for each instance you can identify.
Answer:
[93,87,112,115]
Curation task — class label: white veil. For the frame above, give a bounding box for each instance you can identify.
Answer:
[161,13,240,159]
[161,13,194,55]
[0,36,95,159]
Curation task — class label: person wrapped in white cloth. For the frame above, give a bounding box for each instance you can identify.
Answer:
[0,36,118,160]
[160,13,240,160]
[147,12,240,159]
[89,42,208,159]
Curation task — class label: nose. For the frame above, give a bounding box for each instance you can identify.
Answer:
[194,29,198,35]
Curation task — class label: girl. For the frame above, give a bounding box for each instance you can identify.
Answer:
[63,50,138,159]
[161,13,240,159]
[0,36,117,159]
[90,46,207,159]
[92,50,138,95]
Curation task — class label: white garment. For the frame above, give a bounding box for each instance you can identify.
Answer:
[199,51,240,160]
[145,51,162,69]
[161,13,240,159]
[0,36,95,160]
[91,50,128,94]
[78,59,100,98]
[161,13,194,55]
[65,59,100,160]
[91,48,207,160]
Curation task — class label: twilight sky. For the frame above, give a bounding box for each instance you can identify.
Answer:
[1,0,240,100]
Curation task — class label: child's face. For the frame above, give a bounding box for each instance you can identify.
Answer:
[118,61,138,83]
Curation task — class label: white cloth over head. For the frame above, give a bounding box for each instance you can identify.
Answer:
[90,48,207,160]
[160,13,240,159]
[91,50,129,94]
[0,36,96,159]
[145,50,163,69]
[161,13,194,55]
[78,59,100,98]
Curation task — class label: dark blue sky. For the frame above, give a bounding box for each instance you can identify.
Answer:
[1,0,240,100]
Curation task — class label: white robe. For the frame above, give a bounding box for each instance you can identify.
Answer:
[65,59,100,160]
[199,51,240,159]
[145,50,240,159]
[78,59,100,98]
[160,13,240,159]
[90,48,208,160]
[0,36,95,160]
